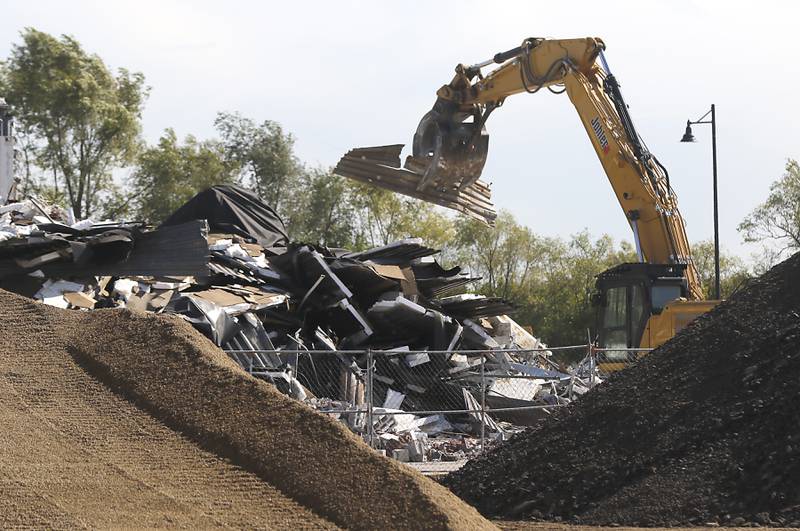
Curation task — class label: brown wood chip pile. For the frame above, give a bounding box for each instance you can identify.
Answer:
[0,289,494,530]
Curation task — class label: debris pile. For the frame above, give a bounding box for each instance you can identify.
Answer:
[445,251,800,527]
[0,185,594,462]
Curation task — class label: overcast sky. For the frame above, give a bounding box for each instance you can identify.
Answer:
[2,1,797,260]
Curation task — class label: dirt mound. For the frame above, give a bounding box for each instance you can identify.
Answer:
[445,253,800,527]
[0,289,494,530]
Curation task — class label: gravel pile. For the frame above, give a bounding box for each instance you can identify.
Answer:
[445,252,800,527]
[0,289,494,530]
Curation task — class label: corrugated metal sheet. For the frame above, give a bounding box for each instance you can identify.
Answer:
[420,276,480,299]
[334,144,496,225]
[42,220,210,278]
[434,296,516,319]
[208,260,260,284]
[342,238,438,264]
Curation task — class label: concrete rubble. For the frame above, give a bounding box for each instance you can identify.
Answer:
[0,185,599,463]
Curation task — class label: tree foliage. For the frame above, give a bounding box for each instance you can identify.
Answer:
[738,159,800,260]
[454,212,638,346]
[2,28,147,218]
[690,240,751,299]
[214,112,299,213]
[282,176,455,250]
[286,169,361,248]
[128,129,237,223]
[347,183,455,251]
[453,212,549,300]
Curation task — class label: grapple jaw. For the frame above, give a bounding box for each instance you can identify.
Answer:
[408,103,490,192]
[334,101,496,224]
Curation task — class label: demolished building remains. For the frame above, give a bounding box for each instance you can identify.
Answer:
[0,184,597,461]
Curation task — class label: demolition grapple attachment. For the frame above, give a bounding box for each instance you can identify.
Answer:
[333,99,496,225]
[408,101,490,193]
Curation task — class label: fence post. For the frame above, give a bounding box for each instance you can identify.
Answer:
[366,349,374,449]
[569,374,575,401]
[589,342,596,388]
[480,352,486,454]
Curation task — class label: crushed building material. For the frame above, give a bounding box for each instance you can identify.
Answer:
[444,251,800,527]
[0,289,495,530]
[0,185,595,465]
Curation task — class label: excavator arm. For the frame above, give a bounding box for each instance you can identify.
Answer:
[423,37,701,299]
[337,37,703,300]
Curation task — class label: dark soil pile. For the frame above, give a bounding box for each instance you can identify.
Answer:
[0,289,495,531]
[445,252,800,527]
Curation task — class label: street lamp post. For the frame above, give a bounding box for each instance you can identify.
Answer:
[680,104,720,300]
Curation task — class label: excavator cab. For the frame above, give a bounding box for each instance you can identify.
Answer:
[593,263,695,372]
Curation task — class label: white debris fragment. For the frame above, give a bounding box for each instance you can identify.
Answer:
[112,278,139,301]
[152,279,192,290]
[209,238,233,251]
[224,244,250,260]
[405,352,430,367]
[34,279,85,300]
[41,295,69,309]
[383,389,406,409]
[488,377,542,401]
[70,218,94,231]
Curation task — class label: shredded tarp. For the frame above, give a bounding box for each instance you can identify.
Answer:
[161,185,289,250]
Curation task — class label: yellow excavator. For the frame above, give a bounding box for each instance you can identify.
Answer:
[335,38,719,365]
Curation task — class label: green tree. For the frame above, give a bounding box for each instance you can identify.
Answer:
[409,204,457,256]
[738,159,800,259]
[690,240,751,299]
[286,169,361,247]
[2,28,147,218]
[349,183,455,250]
[453,211,548,300]
[525,232,637,348]
[214,112,300,213]
[128,129,238,223]
[451,210,637,349]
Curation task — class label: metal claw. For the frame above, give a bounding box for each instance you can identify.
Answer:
[408,103,489,192]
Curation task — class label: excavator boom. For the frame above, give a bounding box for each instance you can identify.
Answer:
[336,37,703,301]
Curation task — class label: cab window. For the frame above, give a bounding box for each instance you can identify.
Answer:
[651,284,681,313]
[631,284,645,337]
[600,284,647,361]
[601,286,628,360]
[603,286,627,329]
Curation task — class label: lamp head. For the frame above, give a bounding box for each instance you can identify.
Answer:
[680,121,696,143]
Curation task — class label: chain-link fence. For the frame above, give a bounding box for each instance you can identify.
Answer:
[224,343,651,454]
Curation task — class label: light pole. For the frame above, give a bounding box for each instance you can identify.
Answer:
[680,104,720,300]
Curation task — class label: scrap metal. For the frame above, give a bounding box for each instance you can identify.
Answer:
[0,185,597,464]
[334,145,497,225]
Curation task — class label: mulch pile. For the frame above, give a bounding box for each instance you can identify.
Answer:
[445,252,800,527]
[0,289,494,531]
